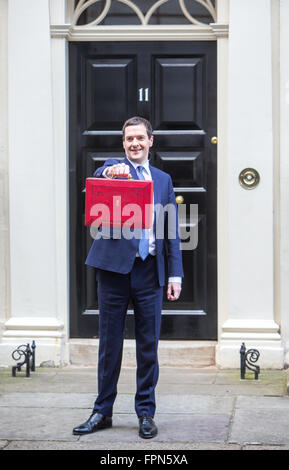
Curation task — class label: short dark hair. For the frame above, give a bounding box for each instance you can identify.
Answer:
[122,116,153,139]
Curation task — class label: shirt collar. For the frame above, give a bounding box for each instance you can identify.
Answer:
[126,157,150,173]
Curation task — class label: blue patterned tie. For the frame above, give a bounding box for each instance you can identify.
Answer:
[137,166,149,261]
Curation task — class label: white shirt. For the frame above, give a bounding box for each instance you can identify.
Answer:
[103,158,181,285]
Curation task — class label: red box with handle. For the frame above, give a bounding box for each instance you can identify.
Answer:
[84,177,154,229]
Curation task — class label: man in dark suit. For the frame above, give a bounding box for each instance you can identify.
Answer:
[73,116,183,439]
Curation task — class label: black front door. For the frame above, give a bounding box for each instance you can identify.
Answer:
[69,41,217,339]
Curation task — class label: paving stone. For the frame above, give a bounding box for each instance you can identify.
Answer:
[215,370,287,396]
[1,367,284,395]
[4,440,241,450]
[236,395,289,410]
[0,407,83,441]
[156,395,234,414]
[230,407,289,445]
[0,393,234,415]
[158,368,218,385]
[0,393,96,408]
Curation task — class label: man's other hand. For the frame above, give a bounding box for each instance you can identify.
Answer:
[167,282,181,301]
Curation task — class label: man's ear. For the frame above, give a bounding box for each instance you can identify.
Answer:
[149,136,154,147]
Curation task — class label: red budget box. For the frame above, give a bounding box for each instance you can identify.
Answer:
[84,177,154,228]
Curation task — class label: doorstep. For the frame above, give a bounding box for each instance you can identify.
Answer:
[69,339,217,368]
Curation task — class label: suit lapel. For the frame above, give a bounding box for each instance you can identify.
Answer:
[149,165,163,232]
[149,165,161,205]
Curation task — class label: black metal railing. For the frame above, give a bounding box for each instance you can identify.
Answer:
[12,341,36,377]
[240,342,260,380]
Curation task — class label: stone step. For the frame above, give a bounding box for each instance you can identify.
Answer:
[69,339,217,368]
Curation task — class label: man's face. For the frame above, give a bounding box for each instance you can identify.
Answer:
[123,124,153,165]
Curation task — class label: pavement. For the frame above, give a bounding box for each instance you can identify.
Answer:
[1,365,289,451]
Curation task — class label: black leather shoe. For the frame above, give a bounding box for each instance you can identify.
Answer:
[73,412,112,435]
[139,415,158,439]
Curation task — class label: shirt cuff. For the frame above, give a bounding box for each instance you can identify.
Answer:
[102,167,111,178]
[168,277,182,284]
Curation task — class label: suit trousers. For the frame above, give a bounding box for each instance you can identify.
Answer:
[93,255,163,418]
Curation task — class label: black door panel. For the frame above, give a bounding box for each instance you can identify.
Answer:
[84,57,137,130]
[155,151,205,188]
[153,57,204,130]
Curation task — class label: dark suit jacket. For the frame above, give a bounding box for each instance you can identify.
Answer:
[85,157,183,287]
